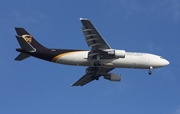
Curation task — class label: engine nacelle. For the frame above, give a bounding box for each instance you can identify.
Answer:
[107,49,126,58]
[104,73,121,81]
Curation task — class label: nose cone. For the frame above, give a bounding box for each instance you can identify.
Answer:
[149,56,170,68]
[162,59,170,66]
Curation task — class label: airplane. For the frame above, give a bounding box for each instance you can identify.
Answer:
[14,18,169,86]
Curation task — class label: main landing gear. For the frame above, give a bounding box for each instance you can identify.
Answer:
[149,66,153,75]
[92,55,101,80]
[92,61,101,80]
[93,61,101,67]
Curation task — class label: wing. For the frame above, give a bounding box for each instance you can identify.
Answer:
[72,67,114,86]
[80,18,116,59]
[71,73,93,86]
[80,18,111,50]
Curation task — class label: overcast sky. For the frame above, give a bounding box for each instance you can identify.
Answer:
[0,0,180,114]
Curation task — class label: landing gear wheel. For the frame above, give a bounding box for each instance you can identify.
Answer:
[148,71,152,75]
[92,61,101,80]
[93,61,101,67]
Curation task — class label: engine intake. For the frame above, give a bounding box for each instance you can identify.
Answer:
[104,49,125,58]
[104,73,121,81]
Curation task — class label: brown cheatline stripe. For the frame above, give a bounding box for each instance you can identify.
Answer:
[51,51,87,62]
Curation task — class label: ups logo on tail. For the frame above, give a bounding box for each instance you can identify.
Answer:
[22,35,32,43]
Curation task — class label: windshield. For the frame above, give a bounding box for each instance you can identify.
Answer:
[160,56,164,59]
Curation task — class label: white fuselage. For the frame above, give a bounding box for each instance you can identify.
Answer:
[54,50,169,69]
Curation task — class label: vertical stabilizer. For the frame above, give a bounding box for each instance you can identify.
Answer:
[15,28,47,61]
[15,28,47,49]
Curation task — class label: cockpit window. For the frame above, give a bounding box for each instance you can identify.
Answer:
[160,56,164,59]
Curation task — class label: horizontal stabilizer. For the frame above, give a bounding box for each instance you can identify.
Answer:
[16,36,36,52]
[15,53,30,61]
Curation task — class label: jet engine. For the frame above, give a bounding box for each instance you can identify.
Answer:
[104,73,121,81]
[103,49,126,58]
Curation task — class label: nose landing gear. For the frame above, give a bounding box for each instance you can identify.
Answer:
[149,66,153,75]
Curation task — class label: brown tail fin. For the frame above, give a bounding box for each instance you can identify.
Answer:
[15,28,47,49]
